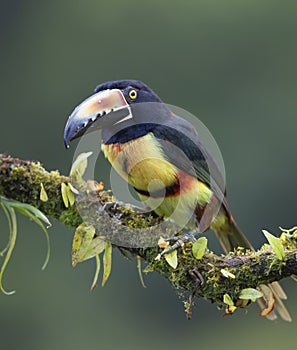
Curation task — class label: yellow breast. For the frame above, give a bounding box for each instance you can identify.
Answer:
[102,133,177,191]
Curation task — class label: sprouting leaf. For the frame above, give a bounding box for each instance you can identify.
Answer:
[0,197,51,294]
[13,206,50,270]
[70,152,93,178]
[279,226,297,234]
[239,288,263,301]
[61,182,69,208]
[3,199,51,270]
[102,242,112,287]
[72,223,105,266]
[0,203,13,256]
[68,182,79,195]
[165,250,178,269]
[72,223,109,289]
[8,199,51,228]
[137,255,146,288]
[192,237,208,260]
[40,183,48,202]
[66,184,75,206]
[61,183,77,208]
[221,268,236,279]
[91,255,101,291]
[223,293,234,306]
[262,230,285,260]
[0,203,17,295]
[258,284,275,317]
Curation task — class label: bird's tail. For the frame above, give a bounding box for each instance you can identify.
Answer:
[211,208,291,322]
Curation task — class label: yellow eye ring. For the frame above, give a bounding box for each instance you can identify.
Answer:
[129,89,137,100]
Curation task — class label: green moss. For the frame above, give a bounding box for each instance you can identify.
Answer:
[1,154,297,318]
[59,206,82,228]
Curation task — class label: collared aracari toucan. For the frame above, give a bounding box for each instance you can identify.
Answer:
[64,79,290,321]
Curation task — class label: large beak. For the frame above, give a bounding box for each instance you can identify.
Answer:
[64,89,130,148]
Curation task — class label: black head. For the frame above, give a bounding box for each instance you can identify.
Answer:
[94,80,162,104]
[64,79,168,147]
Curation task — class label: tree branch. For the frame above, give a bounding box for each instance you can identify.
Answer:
[1,153,297,317]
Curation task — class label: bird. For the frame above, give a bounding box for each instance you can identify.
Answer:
[64,79,291,321]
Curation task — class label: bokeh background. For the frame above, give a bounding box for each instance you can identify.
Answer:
[1,0,297,349]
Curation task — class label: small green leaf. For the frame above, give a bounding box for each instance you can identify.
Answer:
[223,293,234,306]
[61,182,69,208]
[239,288,263,301]
[40,183,48,202]
[61,183,76,208]
[70,152,93,178]
[85,236,105,259]
[102,242,112,287]
[66,184,75,206]
[72,224,105,266]
[165,250,178,269]
[192,237,208,260]
[262,230,285,260]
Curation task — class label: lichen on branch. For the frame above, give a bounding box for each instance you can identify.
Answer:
[0,153,297,318]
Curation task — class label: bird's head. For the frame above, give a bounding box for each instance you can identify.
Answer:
[64,80,165,147]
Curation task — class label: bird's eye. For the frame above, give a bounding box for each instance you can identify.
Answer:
[129,89,137,100]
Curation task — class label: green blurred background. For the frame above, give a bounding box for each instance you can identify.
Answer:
[1,0,297,349]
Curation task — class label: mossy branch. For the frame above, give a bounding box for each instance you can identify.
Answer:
[1,153,297,316]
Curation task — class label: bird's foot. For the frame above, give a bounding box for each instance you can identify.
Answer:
[155,232,196,260]
[101,201,146,214]
[101,201,119,213]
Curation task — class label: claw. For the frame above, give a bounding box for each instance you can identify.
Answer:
[101,201,119,213]
[155,232,196,260]
[101,201,146,214]
[162,232,196,243]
